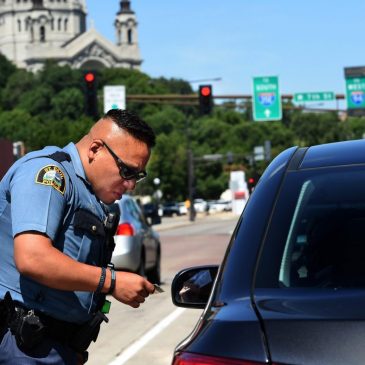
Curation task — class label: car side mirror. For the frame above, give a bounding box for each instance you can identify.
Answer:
[171,265,219,309]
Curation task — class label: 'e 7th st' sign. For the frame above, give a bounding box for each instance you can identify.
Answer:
[294,92,335,103]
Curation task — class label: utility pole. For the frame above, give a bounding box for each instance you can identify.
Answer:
[185,117,196,222]
[187,148,195,222]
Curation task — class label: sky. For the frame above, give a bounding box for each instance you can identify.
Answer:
[86,1,365,108]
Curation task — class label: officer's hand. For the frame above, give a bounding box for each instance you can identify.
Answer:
[113,271,155,308]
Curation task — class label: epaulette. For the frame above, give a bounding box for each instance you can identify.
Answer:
[48,151,71,163]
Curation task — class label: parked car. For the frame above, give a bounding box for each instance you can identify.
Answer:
[193,198,208,213]
[142,202,162,225]
[178,202,188,215]
[171,139,365,365]
[162,201,181,217]
[111,194,161,284]
[208,199,232,213]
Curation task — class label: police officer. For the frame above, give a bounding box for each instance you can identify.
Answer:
[0,109,156,364]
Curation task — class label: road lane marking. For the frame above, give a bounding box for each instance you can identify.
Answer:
[108,307,186,365]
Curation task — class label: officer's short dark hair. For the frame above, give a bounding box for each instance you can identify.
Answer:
[104,109,156,148]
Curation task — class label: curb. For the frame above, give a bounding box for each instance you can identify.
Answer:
[154,212,238,232]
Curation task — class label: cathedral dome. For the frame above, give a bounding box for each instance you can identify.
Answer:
[0,0,141,71]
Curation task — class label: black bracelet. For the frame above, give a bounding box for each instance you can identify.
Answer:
[95,267,106,295]
[108,267,116,295]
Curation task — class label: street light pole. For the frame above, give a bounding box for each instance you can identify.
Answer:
[188,77,222,84]
[188,148,195,222]
[185,117,196,222]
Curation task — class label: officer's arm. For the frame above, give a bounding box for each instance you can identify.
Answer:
[14,232,155,308]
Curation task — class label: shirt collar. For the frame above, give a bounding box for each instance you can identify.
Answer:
[63,142,90,185]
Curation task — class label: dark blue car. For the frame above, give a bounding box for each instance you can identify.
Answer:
[171,139,365,365]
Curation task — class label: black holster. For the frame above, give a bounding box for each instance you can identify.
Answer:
[0,292,104,353]
[71,311,109,353]
[0,292,45,350]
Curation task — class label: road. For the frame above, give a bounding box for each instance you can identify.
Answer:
[87,213,239,365]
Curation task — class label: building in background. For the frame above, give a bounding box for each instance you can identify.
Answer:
[0,0,141,71]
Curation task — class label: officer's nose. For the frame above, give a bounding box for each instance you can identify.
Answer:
[122,178,137,191]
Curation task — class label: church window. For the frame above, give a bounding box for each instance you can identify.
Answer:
[40,26,45,42]
[58,18,61,31]
[17,19,21,32]
[64,18,68,31]
[25,19,28,30]
[50,18,54,30]
[127,29,133,44]
[117,29,121,45]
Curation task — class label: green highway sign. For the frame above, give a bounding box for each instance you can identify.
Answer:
[252,76,282,121]
[345,77,365,110]
[293,92,335,103]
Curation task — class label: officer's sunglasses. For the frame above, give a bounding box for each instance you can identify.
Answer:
[101,140,147,182]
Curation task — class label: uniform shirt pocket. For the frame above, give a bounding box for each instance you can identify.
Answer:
[73,209,106,264]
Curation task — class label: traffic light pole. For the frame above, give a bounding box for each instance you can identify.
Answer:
[188,148,196,222]
[186,118,196,222]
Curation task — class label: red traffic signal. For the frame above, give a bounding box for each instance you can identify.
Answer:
[199,84,213,115]
[200,86,212,97]
[84,72,95,83]
[82,70,98,118]
[248,174,259,194]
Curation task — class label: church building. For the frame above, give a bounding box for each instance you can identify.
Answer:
[0,0,141,71]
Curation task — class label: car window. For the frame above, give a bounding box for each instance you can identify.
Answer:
[256,166,365,289]
[127,198,146,224]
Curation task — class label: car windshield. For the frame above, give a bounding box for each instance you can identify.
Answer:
[256,165,365,289]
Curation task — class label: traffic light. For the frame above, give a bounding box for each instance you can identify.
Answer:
[199,84,213,115]
[83,71,98,118]
[226,151,234,165]
[248,177,257,194]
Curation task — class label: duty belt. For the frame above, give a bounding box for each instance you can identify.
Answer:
[0,292,96,352]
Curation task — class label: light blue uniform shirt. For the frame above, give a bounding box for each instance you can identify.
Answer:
[0,143,107,324]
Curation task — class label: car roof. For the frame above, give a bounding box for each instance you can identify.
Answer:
[294,139,365,170]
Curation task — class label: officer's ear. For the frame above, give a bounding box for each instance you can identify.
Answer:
[88,139,104,161]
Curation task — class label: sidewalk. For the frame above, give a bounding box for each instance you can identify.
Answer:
[154,211,238,232]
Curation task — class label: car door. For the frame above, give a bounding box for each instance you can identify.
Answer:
[253,164,365,365]
[128,198,157,268]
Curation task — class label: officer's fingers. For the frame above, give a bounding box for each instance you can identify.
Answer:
[129,301,140,308]
[144,280,155,294]
[136,295,145,303]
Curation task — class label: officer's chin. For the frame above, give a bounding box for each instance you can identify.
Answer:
[98,196,116,205]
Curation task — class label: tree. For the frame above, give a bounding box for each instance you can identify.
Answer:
[143,106,186,136]
[2,70,35,110]
[147,132,187,201]
[51,88,85,120]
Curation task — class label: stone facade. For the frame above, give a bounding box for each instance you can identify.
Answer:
[0,0,141,71]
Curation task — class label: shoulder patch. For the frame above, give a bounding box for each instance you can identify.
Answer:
[35,165,66,195]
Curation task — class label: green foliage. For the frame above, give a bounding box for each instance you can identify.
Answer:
[147,132,187,201]
[40,61,82,93]
[50,88,84,120]
[144,106,186,135]
[2,70,36,110]
[0,55,17,89]
[290,111,345,146]
[0,61,364,201]
[346,117,365,139]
